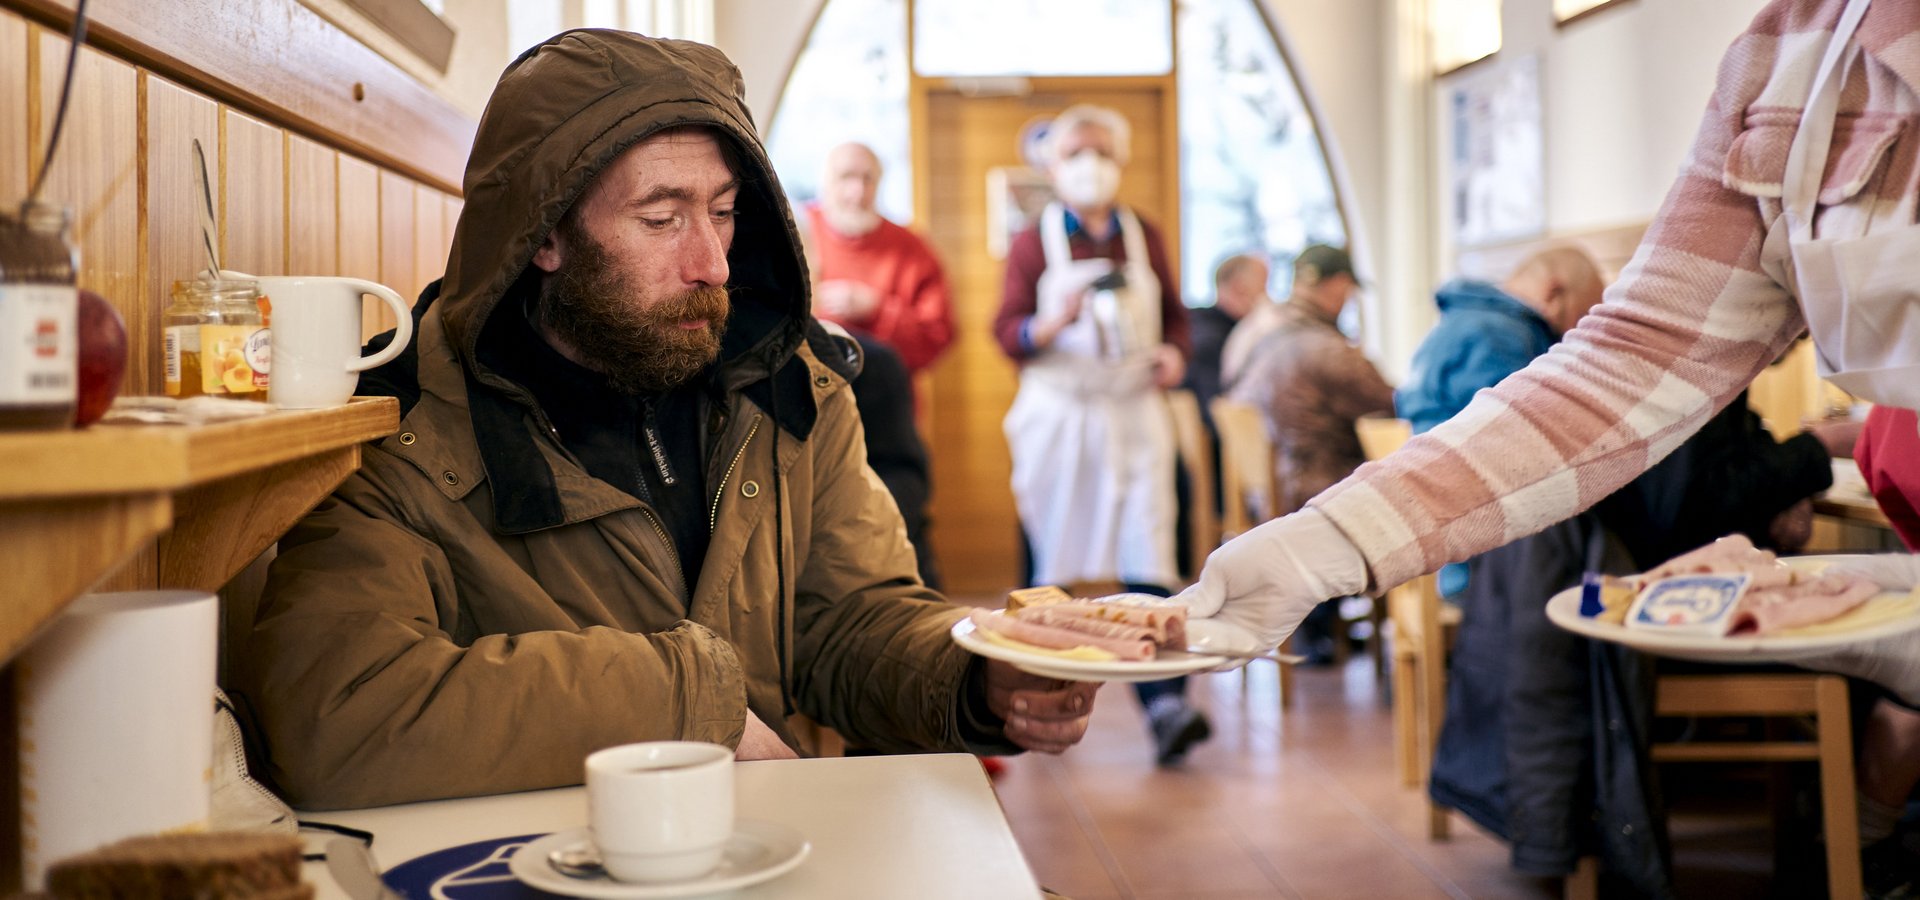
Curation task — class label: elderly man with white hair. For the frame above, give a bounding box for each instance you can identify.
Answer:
[803,141,955,376]
[991,104,1207,767]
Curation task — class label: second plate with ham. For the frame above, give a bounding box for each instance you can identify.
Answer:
[950,614,1264,682]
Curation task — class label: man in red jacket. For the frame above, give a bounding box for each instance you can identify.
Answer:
[804,142,955,376]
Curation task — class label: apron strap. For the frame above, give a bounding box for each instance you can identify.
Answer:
[1784,0,1874,239]
[1039,202,1072,269]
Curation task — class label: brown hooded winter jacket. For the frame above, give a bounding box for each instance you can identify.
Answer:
[238,31,983,810]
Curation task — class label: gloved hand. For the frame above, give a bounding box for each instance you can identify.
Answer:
[1173,508,1371,649]
[1787,553,1920,706]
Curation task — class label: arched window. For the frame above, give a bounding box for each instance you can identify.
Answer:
[768,0,1352,305]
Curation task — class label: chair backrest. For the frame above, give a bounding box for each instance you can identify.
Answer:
[1163,389,1220,573]
[1356,415,1413,462]
[1209,397,1274,540]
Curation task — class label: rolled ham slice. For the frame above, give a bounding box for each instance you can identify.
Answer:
[969,610,1155,661]
[1635,535,1798,590]
[1729,573,1881,635]
[1016,606,1159,643]
[1028,600,1189,646]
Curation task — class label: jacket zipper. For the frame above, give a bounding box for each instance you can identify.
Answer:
[637,506,687,600]
[710,416,761,532]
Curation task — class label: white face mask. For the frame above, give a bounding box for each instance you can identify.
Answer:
[1052,151,1121,208]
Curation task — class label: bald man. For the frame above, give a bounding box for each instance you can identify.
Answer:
[804,142,955,374]
[1397,247,1606,435]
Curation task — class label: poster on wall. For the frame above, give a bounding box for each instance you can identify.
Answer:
[1448,54,1545,247]
[986,166,1056,260]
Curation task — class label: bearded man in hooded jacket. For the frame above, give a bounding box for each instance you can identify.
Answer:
[237,31,1098,810]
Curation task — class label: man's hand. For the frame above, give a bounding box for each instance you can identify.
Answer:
[983,660,1099,754]
[1768,499,1815,551]
[1152,343,1185,389]
[736,710,800,760]
[1808,418,1864,459]
[817,279,880,322]
[1030,289,1087,350]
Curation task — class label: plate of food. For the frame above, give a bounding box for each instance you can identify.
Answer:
[1546,537,1920,662]
[950,587,1265,682]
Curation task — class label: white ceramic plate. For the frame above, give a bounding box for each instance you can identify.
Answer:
[950,614,1262,682]
[1545,554,1920,663]
[507,822,809,899]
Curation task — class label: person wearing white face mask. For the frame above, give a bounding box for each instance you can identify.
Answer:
[1176,0,1920,735]
[993,104,1209,766]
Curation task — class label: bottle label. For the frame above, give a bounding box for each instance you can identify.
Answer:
[0,284,78,405]
[200,324,264,395]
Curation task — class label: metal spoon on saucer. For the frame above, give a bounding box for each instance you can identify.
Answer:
[548,843,606,879]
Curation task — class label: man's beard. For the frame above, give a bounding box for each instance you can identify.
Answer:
[537,234,731,395]
[822,205,881,237]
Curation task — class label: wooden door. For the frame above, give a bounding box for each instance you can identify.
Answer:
[916,79,1179,595]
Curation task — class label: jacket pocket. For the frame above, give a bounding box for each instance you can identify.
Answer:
[1723,108,1905,205]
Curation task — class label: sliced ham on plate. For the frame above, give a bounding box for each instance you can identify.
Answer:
[1731,572,1883,635]
[967,610,1156,661]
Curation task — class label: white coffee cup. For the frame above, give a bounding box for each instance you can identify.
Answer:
[585,741,734,883]
[16,591,218,890]
[221,270,413,409]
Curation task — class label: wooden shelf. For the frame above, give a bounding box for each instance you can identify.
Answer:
[0,397,399,663]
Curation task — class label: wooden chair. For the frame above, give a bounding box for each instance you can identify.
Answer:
[1564,674,1861,899]
[1164,390,1220,579]
[1207,397,1291,709]
[1356,416,1461,838]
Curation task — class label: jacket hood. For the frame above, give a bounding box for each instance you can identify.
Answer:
[440,29,813,395]
[1433,278,1545,327]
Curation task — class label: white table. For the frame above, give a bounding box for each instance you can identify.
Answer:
[299,753,1042,899]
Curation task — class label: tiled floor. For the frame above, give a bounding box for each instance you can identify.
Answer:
[986,658,1788,900]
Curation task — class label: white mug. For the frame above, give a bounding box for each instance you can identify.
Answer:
[16,591,218,890]
[222,270,413,409]
[586,741,734,883]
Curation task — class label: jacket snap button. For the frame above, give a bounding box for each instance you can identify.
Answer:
[398,432,417,445]
[813,374,830,388]
[443,471,460,486]
[741,480,760,498]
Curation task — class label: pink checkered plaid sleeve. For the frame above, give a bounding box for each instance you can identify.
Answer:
[1311,6,1830,591]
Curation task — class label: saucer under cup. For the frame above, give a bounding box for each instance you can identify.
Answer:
[586,741,734,883]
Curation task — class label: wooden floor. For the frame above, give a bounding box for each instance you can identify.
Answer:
[987,658,1786,900]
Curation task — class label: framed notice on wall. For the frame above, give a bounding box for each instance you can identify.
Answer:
[1448,54,1545,248]
[985,166,1056,260]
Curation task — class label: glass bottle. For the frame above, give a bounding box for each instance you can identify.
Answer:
[161,279,215,398]
[197,278,269,401]
[0,201,79,429]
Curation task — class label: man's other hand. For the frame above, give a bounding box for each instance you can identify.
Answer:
[984,660,1099,754]
[1152,343,1185,389]
[737,710,800,760]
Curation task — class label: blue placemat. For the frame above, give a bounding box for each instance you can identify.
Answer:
[381,833,558,899]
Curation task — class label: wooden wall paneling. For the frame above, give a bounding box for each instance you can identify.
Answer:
[36,35,140,591]
[411,181,443,300]
[6,0,476,193]
[142,73,220,396]
[378,168,416,316]
[442,194,462,262]
[221,108,286,278]
[286,133,338,276]
[0,10,27,204]
[35,32,139,336]
[337,154,386,341]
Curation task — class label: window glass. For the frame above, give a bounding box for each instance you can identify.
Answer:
[766,0,914,223]
[1176,0,1347,302]
[912,0,1172,77]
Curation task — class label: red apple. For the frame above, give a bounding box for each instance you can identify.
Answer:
[75,288,127,427]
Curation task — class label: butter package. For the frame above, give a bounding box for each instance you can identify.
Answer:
[1625,573,1752,636]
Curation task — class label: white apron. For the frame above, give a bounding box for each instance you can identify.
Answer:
[1004,204,1179,587]
[1766,0,1920,413]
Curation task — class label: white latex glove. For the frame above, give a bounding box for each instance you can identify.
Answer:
[1173,508,1371,649]
[1790,553,1920,706]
